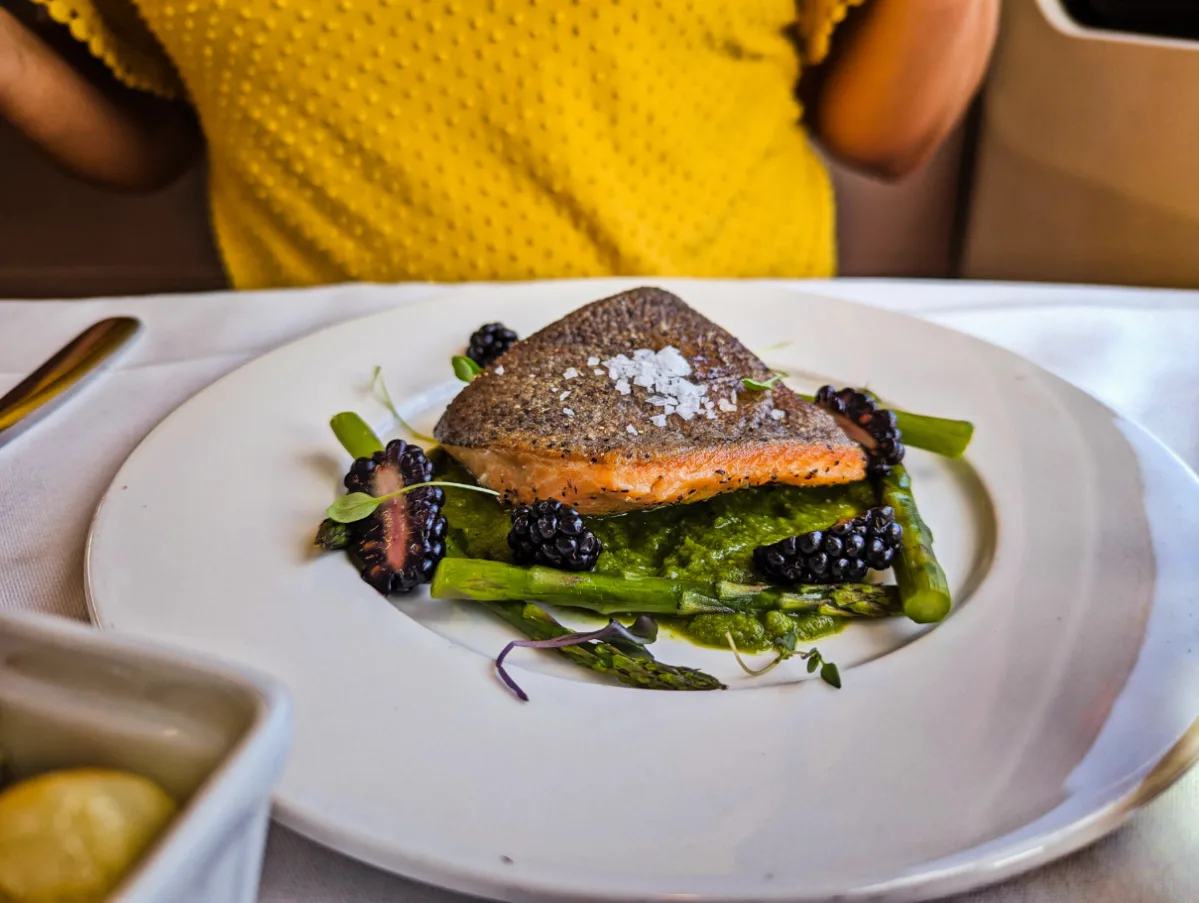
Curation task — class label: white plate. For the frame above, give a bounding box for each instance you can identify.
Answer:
[86,279,1199,902]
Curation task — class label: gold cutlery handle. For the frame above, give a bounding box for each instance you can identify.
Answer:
[0,317,141,445]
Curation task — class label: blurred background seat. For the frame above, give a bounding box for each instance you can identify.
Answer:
[963,0,1199,288]
[0,121,226,298]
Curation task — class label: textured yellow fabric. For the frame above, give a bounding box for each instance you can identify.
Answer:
[798,0,867,65]
[40,0,858,289]
[33,0,181,97]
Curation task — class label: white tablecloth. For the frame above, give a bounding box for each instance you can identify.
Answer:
[2,278,1197,903]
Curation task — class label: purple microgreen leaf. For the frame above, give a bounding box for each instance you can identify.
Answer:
[494,641,531,702]
[494,620,653,701]
[602,619,654,649]
[600,619,656,659]
[628,615,659,642]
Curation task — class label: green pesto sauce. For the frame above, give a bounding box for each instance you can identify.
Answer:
[667,610,848,653]
[435,456,872,649]
[587,480,875,585]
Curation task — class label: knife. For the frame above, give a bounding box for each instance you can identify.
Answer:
[0,317,142,449]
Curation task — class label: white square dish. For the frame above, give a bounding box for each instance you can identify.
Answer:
[0,611,292,903]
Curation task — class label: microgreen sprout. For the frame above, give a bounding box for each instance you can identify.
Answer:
[495,617,659,701]
[754,340,794,355]
[371,366,437,445]
[742,372,787,392]
[326,481,499,524]
[453,355,484,382]
[725,631,841,688]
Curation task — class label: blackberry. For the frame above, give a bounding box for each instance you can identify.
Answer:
[508,499,602,571]
[753,506,903,585]
[343,440,447,595]
[813,386,905,476]
[842,532,865,558]
[466,322,519,368]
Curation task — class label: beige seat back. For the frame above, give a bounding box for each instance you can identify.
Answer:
[964,0,1199,287]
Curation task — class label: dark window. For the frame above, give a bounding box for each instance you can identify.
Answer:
[1062,0,1199,40]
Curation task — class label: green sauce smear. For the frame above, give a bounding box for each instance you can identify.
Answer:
[671,609,848,653]
[435,457,875,651]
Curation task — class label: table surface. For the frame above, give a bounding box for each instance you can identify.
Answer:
[2,278,1197,903]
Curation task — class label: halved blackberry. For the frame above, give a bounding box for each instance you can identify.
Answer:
[466,322,519,368]
[343,439,447,595]
[754,506,903,585]
[508,499,602,571]
[814,386,905,476]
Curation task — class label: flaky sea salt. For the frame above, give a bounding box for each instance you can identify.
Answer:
[563,407,575,417]
[602,345,708,422]
[559,390,571,401]
[563,368,580,380]
[495,365,504,375]
[626,424,638,435]
[650,414,668,428]
[718,397,737,413]
[588,356,600,367]
[770,409,786,420]
[593,368,605,376]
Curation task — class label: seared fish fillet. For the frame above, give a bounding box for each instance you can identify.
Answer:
[434,287,866,513]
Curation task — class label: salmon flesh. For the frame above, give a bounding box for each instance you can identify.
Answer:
[434,287,866,514]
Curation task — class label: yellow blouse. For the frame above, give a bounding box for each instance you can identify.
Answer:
[36,0,862,289]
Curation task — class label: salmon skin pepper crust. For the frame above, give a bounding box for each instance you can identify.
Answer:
[434,287,866,514]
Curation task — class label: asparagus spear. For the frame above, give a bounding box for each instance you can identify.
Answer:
[330,411,385,459]
[480,599,725,692]
[318,414,380,549]
[717,580,901,619]
[796,394,973,459]
[430,558,902,619]
[315,518,351,550]
[878,465,951,623]
[887,410,973,460]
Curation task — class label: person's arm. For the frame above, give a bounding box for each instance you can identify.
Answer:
[0,7,200,192]
[809,0,1000,180]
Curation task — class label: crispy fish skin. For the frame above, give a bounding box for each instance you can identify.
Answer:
[434,287,866,513]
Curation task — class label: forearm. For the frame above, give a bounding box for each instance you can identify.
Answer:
[812,0,1000,180]
[0,8,199,192]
